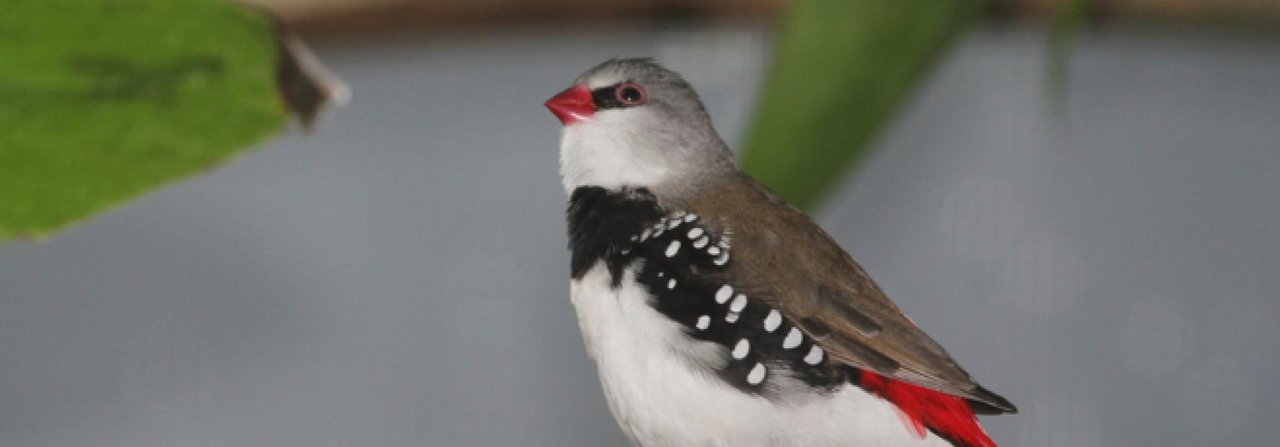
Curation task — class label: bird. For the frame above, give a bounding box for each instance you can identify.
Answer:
[544,58,1016,447]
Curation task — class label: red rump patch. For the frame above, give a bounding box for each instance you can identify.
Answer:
[858,371,996,447]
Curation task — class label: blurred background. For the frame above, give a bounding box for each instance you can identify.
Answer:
[2,0,1279,446]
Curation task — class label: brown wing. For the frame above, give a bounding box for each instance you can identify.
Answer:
[680,173,1016,413]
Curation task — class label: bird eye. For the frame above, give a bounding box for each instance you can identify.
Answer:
[615,82,646,106]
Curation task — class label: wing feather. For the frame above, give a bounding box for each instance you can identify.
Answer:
[681,174,1017,413]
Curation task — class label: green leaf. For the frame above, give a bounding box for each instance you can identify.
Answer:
[740,0,985,211]
[0,0,288,240]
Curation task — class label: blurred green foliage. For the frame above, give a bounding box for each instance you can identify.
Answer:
[741,0,986,211]
[0,0,287,240]
[1049,0,1095,107]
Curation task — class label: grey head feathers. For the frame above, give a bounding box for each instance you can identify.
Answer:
[557,58,737,200]
[575,58,713,133]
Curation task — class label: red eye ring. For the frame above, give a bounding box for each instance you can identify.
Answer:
[615,82,647,106]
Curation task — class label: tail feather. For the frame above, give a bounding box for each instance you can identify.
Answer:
[858,371,997,447]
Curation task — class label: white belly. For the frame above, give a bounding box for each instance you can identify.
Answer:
[570,263,951,447]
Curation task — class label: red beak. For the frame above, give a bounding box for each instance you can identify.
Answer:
[544,85,594,125]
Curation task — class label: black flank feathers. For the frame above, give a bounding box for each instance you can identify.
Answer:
[567,186,664,283]
[567,186,848,395]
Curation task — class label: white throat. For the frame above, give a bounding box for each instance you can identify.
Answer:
[558,119,673,193]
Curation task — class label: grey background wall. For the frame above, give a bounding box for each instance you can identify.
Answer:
[2,23,1277,446]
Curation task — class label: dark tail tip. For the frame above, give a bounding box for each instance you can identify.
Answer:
[968,384,1018,415]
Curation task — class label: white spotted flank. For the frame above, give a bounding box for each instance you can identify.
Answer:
[713,251,729,266]
[763,310,782,332]
[746,362,766,385]
[783,327,802,349]
[715,285,733,304]
[732,339,750,360]
[665,240,681,257]
[804,345,825,365]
